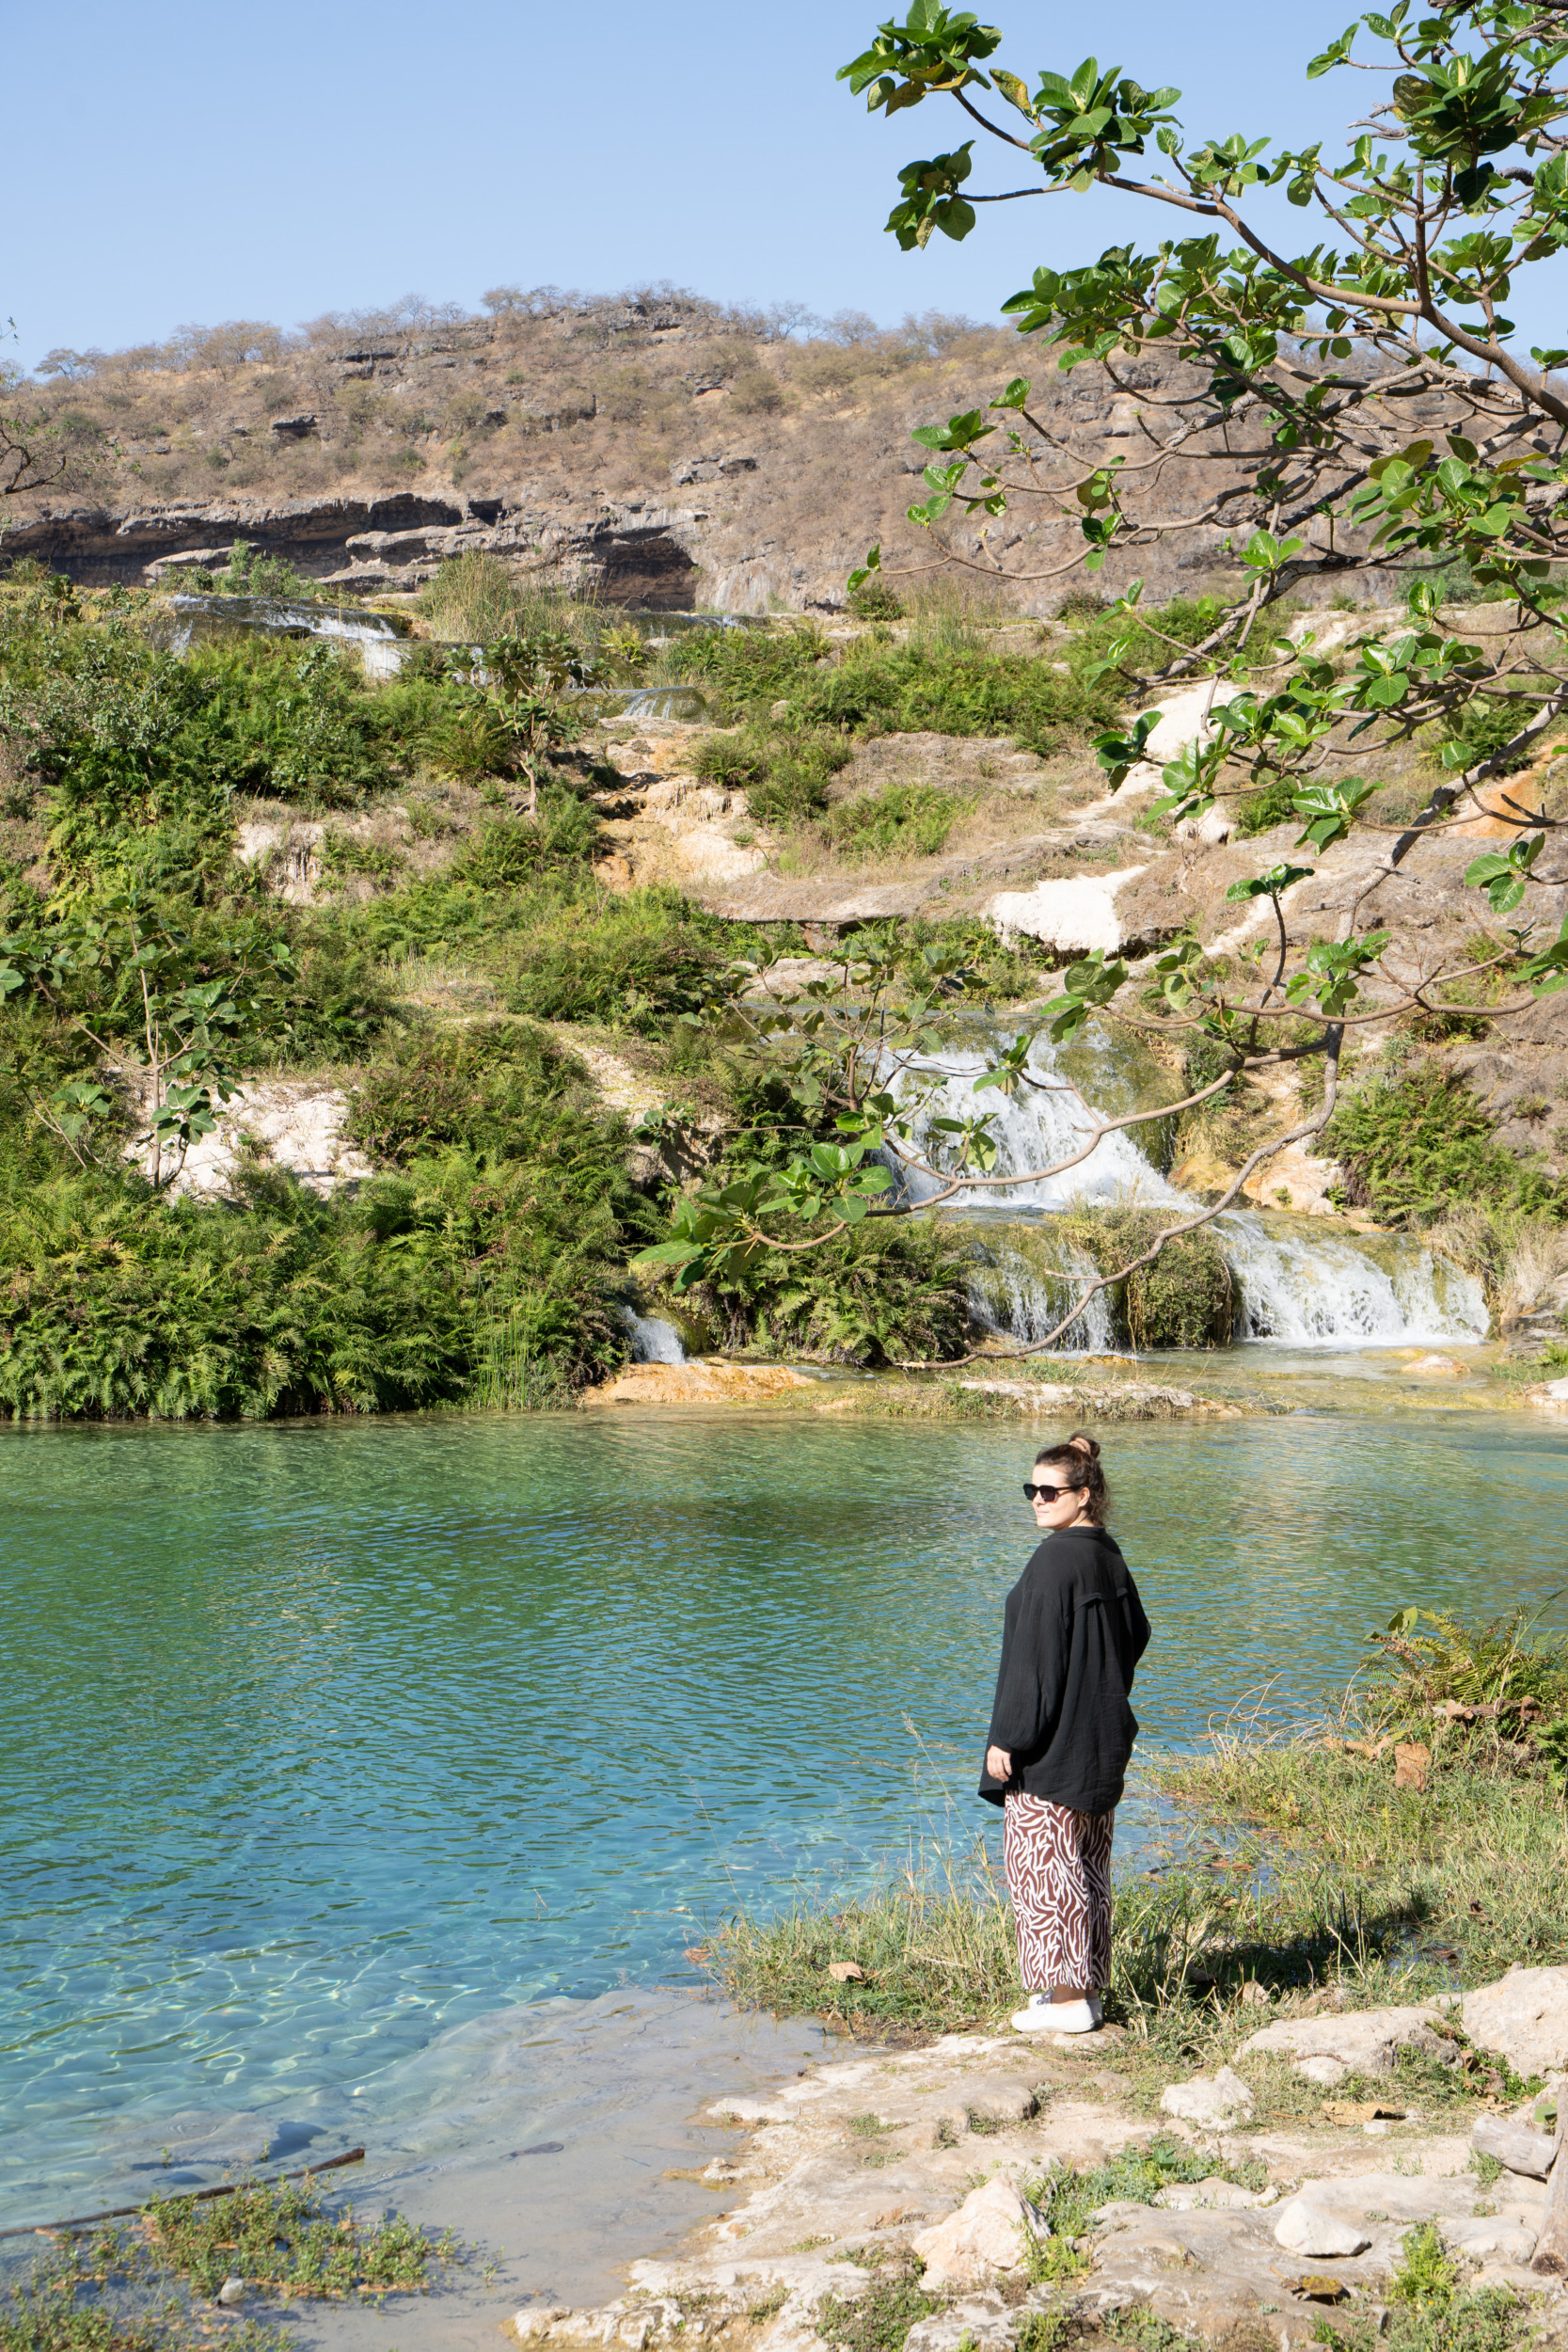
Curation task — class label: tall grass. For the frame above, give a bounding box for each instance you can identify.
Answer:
[417,550,607,650]
[705,1613,1568,2066]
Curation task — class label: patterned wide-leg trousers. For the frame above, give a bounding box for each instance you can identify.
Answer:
[1003,1792,1115,1992]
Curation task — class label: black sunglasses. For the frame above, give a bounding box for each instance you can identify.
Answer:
[1023,1481,1076,1502]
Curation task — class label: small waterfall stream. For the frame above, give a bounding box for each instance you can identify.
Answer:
[881,1043,1487,1350]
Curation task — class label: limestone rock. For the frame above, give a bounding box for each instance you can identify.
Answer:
[904,2296,1014,2352]
[1448,2217,1541,2263]
[1472,2115,1559,2179]
[515,2306,573,2342]
[1236,2003,1453,2080]
[1159,2065,1256,2126]
[987,866,1152,955]
[1524,1377,1568,1412]
[1273,2199,1372,2257]
[580,1362,814,1409]
[1154,2177,1261,2210]
[1464,1966,1568,2074]
[910,2176,1040,2287]
[958,2078,1041,2129]
[1297,2054,1353,2088]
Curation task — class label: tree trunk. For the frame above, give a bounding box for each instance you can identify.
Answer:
[1530,2098,1568,2276]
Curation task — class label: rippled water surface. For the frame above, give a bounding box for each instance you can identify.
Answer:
[3,1404,1564,2221]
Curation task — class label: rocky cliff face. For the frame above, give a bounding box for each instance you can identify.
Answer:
[2,291,1309,612]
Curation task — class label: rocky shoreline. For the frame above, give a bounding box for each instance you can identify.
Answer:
[512,1971,1568,2352]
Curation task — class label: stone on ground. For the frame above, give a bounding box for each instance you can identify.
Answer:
[1473,2113,1560,2179]
[1236,2002,1453,2084]
[1159,2064,1256,2124]
[1464,1965,1568,2074]
[1273,2198,1373,2257]
[910,2175,1040,2287]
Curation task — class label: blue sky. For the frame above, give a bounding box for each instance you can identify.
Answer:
[8,0,1555,368]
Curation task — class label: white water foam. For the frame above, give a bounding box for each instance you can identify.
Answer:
[967,1242,1117,1355]
[881,1044,1487,1349]
[1218,1215,1486,1345]
[623,1308,686,1364]
[884,1048,1178,1213]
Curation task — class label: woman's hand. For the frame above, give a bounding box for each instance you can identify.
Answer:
[986,1745,1012,1784]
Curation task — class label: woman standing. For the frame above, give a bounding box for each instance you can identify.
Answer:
[980,1433,1149,2036]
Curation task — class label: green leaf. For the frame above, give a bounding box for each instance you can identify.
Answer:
[1225,862,1315,902]
[1306,22,1356,76]
[630,1240,706,1268]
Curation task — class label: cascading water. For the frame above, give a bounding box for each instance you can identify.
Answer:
[967,1237,1116,1355]
[623,1307,687,1364]
[881,1041,1487,1349]
[166,594,412,677]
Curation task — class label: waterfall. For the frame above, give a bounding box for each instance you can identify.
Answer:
[623,1307,686,1364]
[967,1236,1117,1355]
[1217,1216,1487,1345]
[880,1041,1487,1349]
[166,593,412,677]
[884,1048,1178,1213]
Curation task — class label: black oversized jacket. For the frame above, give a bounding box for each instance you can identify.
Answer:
[978,1525,1150,1816]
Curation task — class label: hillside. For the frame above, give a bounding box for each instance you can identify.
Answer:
[2,286,1275,612]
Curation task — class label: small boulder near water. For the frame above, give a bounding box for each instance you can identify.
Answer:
[1160,2064,1256,2125]
[1463,1965,1568,2074]
[910,2176,1040,2287]
[1236,2003,1453,2086]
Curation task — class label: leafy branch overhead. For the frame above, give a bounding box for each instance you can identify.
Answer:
[638,0,1568,1318]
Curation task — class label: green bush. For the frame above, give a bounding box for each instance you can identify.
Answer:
[350,1019,607,1166]
[1061,1205,1235,1348]
[847,577,905,621]
[0,1020,652,1420]
[1326,1063,1566,1227]
[1230,774,1299,837]
[822,784,972,862]
[674,1216,974,1367]
[494,885,745,1030]
[1435,691,1540,776]
[669,622,1120,756]
[452,796,600,884]
[796,640,1113,753]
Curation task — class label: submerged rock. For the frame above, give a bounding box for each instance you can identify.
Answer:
[580,1362,814,1408]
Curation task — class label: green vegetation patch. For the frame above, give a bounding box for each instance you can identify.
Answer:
[0,2173,457,2352]
[815,2258,938,2352]
[0,1020,652,1422]
[822,785,974,863]
[1326,1063,1564,1228]
[1055,1206,1234,1349]
[669,618,1121,755]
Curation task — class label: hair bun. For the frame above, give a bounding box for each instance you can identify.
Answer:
[1067,1431,1099,1458]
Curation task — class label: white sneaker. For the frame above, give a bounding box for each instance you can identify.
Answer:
[1010,1994,1100,2035]
[1011,1994,1053,2032]
[1043,1997,1101,2035]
